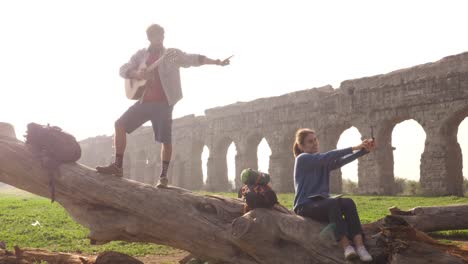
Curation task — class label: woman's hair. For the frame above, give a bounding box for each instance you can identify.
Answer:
[293,128,316,157]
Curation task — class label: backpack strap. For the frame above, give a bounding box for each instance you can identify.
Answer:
[255,171,263,185]
[48,170,56,203]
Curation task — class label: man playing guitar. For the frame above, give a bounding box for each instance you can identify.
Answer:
[96,24,230,187]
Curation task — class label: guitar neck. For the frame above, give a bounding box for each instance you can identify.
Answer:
[145,53,166,72]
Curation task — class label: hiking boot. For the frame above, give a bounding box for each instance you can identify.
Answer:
[156,177,169,188]
[96,163,123,177]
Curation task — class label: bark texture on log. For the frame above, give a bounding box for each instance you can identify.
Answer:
[0,247,91,264]
[388,205,468,232]
[1,124,468,264]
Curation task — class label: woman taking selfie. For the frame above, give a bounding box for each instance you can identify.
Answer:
[292,128,375,262]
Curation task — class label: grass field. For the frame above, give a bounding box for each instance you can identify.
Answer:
[1,187,468,257]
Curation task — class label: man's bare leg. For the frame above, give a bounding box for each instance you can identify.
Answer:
[114,125,127,157]
[161,143,172,163]
[156,143,172,187]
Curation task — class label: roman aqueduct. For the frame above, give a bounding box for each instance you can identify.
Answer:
[79,51,468,196]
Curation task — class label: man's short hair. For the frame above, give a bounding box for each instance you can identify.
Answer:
[146,24,164,37]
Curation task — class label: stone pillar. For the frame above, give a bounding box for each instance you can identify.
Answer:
[355,124,395,195]
[188,153,204,190]
[268,150,295,192]
[234,143,258,190]
[267,137,294,193]
[420,121,463,196]
[206,150,230,191]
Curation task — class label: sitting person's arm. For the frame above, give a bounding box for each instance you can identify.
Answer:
[329,139,376,170]
[328,149,369,171]
[296,148,351,171]
[297,140,372,170]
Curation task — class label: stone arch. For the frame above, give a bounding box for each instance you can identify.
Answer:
[75,52,468,197]
[459,118,468,193]
[336,126,362,194]
[391,119,426,194]
[244,133,264,170]
[435,105,468,195]
[206,136,236,191]
[441,106,468,138]
[316,122,354,194]
[214,137,236,156]
[189,140,206,190]
[234,132,262,189]
[257,137,272,174]
[226,142,238,190]
[360,116,426,195]
[201,145,210,187]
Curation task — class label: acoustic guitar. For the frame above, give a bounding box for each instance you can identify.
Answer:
[124,50,176,100]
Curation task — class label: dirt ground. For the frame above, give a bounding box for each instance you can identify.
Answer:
[134,250,189,264]
[0,248,192,264]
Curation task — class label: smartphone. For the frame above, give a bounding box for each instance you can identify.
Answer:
[223,55,234,61]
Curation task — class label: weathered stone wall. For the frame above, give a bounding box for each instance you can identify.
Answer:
[79,52,468,195]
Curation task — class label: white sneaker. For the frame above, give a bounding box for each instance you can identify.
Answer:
[356,246,373,262]
[344,246,358,260]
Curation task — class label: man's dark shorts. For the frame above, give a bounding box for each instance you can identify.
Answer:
[116,101,173,144]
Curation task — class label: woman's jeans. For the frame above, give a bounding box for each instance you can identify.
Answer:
[295,198,363,242]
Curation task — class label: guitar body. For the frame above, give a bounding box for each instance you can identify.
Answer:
[125,78,147,100]
[125,61,149,100]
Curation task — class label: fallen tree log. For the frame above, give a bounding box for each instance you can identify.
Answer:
[387,205,468,232]
[1,123,468,264]
[0,246,145,264]
[0,247,91,264]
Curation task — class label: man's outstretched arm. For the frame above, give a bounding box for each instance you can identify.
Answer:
[171,49,230,68]
[201,56,230,66]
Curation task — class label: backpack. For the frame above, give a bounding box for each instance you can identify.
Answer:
[240,168,270,185]
[238,168,278,213]
[24,123,81,202]
[239,184,279,213]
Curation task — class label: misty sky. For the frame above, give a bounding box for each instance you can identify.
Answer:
[1,0,467,183]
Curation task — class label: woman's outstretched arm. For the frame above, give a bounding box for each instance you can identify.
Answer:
[297,147,353,170]
[328,149,369,170]
[296,140,371,170]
